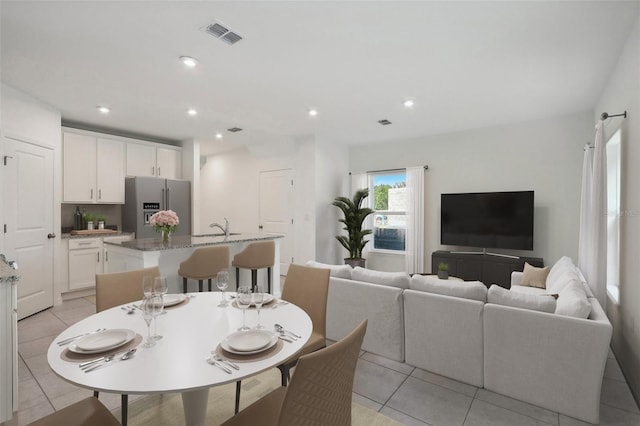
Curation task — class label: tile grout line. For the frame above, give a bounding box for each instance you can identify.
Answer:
[600,400,640,416]
[18,351,57,416]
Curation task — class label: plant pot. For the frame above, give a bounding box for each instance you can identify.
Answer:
[437,270,448,280]
[345,258,366,268]
[98,221,105,230]
[86,221,94,230]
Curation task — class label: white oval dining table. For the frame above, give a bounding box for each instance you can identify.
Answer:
[47,293,312,426]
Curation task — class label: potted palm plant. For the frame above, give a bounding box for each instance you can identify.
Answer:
[333,188,375,268]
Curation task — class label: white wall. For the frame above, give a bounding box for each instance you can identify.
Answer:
[349,111,593,272]
[0,83,63,300]
[596,15,640,405]
[199,139,318,268]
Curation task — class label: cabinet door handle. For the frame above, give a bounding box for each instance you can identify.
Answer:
[97,252,100,262]
[98,189,102,200]
[90,188,94,199]
[152,166,155,176]
[105,251,109,262]
[158,167,161,176]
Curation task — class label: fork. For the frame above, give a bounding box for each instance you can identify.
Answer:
[212,353,239,370]
[206,357,232,373]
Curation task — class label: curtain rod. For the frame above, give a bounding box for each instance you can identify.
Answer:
[601,111,627,120]
[349,165,429,175]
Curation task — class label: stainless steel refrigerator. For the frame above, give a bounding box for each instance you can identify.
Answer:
[122,177,191,238]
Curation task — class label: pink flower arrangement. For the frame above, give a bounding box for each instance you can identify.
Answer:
[149,210,179,234]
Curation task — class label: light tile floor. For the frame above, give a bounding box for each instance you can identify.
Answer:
[3,296,640,426]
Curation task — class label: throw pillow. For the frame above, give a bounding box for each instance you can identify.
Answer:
[351,267,410,289]
[545,256,577,293]
[520,262,550,289]
[409,275,487,302]
[487,285,556,313]
[555,279,592,319]
[305,261,352,279]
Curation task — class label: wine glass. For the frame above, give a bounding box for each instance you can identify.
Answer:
[236,286,252,331]
[150,293,164,341]
[142,276,154,299]
[253,286,265,329]
[141,296,160,348]
[217,270,229,307]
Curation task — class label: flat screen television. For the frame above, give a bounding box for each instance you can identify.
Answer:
[441,191,534,251]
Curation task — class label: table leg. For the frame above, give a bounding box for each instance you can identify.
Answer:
[181,388,210,426]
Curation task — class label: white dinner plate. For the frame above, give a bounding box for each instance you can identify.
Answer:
[250,293,274,306]
[163,294,187,307]
[222,330,278,355]
[69,329,136,354]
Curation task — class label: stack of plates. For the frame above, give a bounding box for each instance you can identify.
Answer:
[221,330,278,355]
[250,293,275,306]
[69,329,136,354]
[163,294,187,307]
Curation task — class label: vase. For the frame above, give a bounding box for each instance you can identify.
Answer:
[161,230,172,244]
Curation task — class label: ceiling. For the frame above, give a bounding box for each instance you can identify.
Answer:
[2,1,638,156]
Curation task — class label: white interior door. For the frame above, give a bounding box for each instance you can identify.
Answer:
[3,137,54,319]
[259,169,294,275]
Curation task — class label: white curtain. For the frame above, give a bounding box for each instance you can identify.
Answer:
[350,173,372,258]
[405,166,425,274]
[578,120,607,306]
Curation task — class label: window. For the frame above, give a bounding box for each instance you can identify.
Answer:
[370,171,407,252]
[606,129,621,302]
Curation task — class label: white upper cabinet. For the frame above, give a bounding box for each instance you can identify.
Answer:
[63,132,125,204]
[126,143,181,179]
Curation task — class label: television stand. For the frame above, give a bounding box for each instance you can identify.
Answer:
[432,250,543,289]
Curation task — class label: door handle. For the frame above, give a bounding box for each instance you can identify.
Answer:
[258,225,263,229]
[47,233,56,239]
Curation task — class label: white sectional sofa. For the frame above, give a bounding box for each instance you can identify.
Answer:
[307,256,612,424]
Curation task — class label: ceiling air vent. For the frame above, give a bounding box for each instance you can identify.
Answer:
[227,127,243,132]
[378,119,392,126]
[204,21,243,45]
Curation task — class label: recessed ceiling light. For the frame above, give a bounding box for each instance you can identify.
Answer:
[180,56,199,68]
[215,133,223,139]
[97,106,110,114]
[308,109,318,117]
[187,108,198,116]
[403,99,415,108]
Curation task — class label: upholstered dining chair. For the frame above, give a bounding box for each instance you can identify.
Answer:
[27,396,120,426]
[222,320,367,426]
[94,265,160,426]
[234,263,330,413]
[178,245,230,293]
[231,240,275,293]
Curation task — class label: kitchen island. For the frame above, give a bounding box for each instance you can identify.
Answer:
[104,233,283,295]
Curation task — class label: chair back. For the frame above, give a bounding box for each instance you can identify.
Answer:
[278,320,367,426]
[178,246,230,279]
[281,264,330,338]
[232,240,275,269]
[95,266,160,312]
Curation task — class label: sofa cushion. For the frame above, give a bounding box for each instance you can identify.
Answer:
[351,267,410,289]
[555,279,592,319]
[409,275,487,302]
[305,261,352,279]
[546,256,580,294]
[488,285,556,313]
[520,262,550,289]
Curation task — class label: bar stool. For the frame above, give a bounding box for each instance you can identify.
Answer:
[232,240,275,293]
[178,246,230,293]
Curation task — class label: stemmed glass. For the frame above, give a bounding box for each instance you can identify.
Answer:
[253,286,264,329]
[217,270,229,307]
[142,276,153,299]
[236,286,252,331]
[141,296,161,348]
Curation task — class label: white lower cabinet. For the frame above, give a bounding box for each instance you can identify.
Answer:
[67,235,134,291]
[68,239,102,290]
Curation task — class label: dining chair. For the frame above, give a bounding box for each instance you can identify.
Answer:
[222,320,367,426]
[94,265,160,426]
[231,240,275,293]
[26,396,120,426]
[178,245,230,292]
[234,263,330,413]
[95,265,160,312]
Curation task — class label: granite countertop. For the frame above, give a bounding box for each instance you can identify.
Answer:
[62,231,135,239]
[0,254,19,283]
[104,233,283,251]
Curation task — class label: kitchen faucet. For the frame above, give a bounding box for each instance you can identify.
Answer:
[209,218,229,238]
